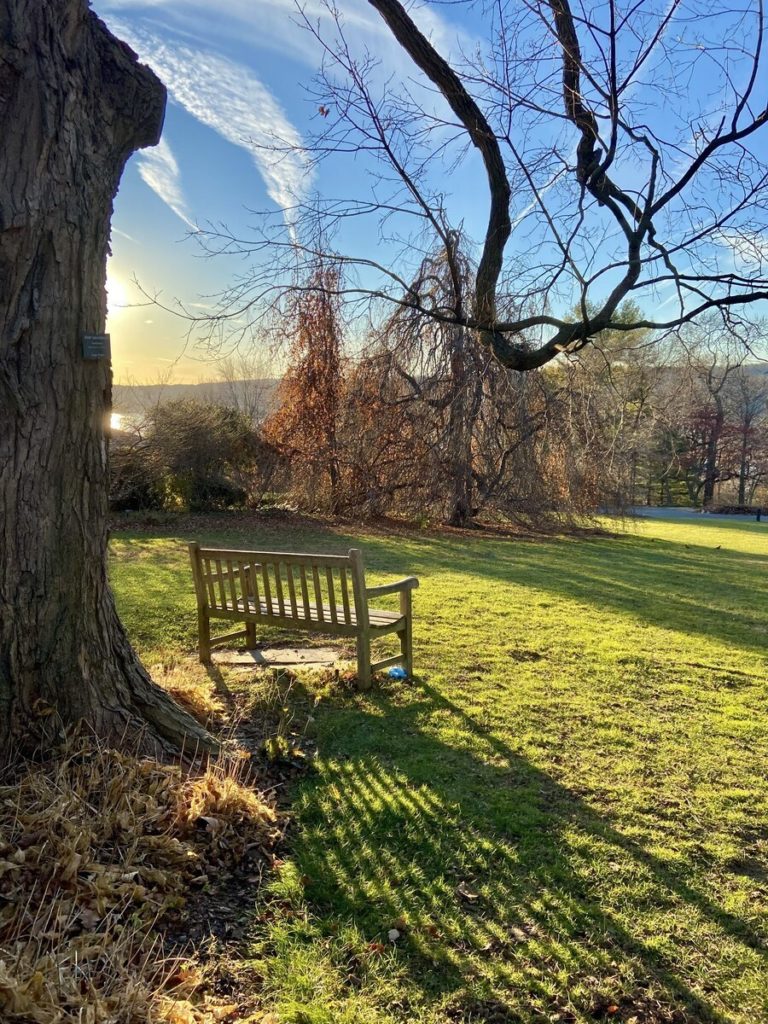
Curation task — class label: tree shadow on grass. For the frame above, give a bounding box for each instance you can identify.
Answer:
[186,517,768,657]
[285,681,767,1022]
[334,529,768,661]
[114,516,768,663]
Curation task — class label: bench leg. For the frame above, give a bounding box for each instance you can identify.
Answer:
[245,620,257,650]
[198,609,212,664]
[400,590,413,676]
[398,627,413,676]
[356,633,372,690]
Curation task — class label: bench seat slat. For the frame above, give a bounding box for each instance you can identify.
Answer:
[216,559,229,610]
[274,565,286,616]
[234,597,401,629]
[339,567,351,624]
[261,563,273,612]
[204,558,217,608]
[249,562,263,620]
[326,567,338,624]
[299,566,312,621]
[226,559,239,609]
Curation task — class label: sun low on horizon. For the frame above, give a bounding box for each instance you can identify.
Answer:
[105,261,221,384]
[105,271,129,313]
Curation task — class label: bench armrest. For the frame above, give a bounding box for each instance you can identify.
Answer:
[365,576,419,599]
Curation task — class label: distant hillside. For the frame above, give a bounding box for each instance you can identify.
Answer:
[113,379,280,423]
[113,361,768,422]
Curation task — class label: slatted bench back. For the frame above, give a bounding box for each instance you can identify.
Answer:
[189,544,366,630]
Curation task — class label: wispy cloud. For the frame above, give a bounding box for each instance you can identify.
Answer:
[715,229,768,270]
[112,22,313,217]
[101,0,472,72]
[136,136,197,229]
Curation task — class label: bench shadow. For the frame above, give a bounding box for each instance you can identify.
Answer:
[202,661,236,704]
[285,681,764,1022]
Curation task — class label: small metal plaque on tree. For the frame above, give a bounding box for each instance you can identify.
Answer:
[82,333,111,360]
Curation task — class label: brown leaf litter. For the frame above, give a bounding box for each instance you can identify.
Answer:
[0,739,281,1023]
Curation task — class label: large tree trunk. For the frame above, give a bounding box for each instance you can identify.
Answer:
[445,329,481,528]
[702,402,724,507]
[737,426,750,506]
[0,1,212,754]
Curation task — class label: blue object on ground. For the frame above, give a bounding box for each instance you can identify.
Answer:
[388,666,408,679]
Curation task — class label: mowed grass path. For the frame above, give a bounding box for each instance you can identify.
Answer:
[110,515,768,1023]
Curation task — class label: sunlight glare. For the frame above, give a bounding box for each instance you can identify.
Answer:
[106,272,129,315]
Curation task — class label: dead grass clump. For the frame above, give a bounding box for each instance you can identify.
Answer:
[150,663,227,729]
[0,741,278,1023]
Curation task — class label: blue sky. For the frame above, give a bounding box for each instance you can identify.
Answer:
[95,0,768,382]
[97,0,483,381]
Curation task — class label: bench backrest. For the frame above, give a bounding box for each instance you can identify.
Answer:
[189,544,368,628]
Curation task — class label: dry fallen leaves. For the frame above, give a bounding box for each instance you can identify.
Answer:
[0,740,279,1024]
[456,882,480,903]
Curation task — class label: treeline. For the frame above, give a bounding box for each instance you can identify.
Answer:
[111,272,768,525]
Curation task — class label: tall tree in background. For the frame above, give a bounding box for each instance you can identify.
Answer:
[676,325,745,505]
[0,1,209,753]
[724,369,768,504]
[263,266,346,513]
[561,301,674,507]
[376,239,487,527]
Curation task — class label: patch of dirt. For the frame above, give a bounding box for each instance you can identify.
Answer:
[588,991,690,1022]
[212,646,340,668]
[444,996,527,1022]
[508,648,544,662]
[109,508,610,544]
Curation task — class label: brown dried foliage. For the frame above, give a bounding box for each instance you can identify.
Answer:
[0,742,278,1022]
[262,267,345,513]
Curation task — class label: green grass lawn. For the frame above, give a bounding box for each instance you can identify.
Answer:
[110,514,768,1023]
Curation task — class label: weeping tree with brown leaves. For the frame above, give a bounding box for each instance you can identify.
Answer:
[339,239,621,527]
[366,237,487,527]
[263,267,347,514]
[0,1,211,754]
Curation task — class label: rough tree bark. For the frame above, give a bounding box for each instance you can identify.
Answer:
[0,1,213,754]
[702,396,724,507]
[445,330,482,528]
[738,433,749,506]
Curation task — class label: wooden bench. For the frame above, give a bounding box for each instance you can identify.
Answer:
[188,544,418,688]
